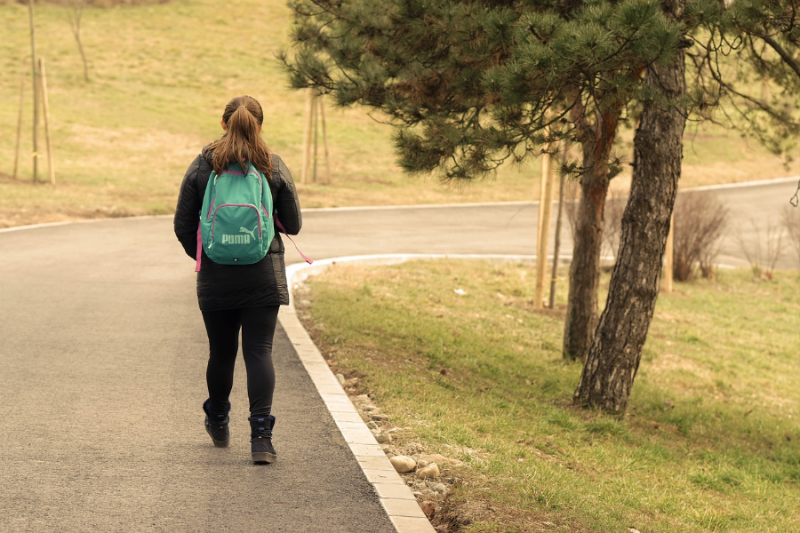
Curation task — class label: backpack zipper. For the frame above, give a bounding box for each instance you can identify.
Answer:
[207,169,263,220]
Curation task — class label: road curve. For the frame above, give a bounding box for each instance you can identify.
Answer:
[294,177,799,269]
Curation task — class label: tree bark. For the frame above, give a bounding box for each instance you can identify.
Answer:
[573,0,687,413]
[563,114,619,360]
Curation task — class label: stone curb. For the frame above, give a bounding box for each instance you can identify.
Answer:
[282,254,537,533]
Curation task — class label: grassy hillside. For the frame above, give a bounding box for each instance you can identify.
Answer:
[299,261,800,532]
[1,0,797,228]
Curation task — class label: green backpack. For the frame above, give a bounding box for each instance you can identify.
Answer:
[195,162,274,271]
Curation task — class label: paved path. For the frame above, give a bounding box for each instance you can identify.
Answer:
[297,178,799,269]
[0,220,394,533]
[0,179,795,531]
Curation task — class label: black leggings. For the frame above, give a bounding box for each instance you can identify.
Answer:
[201,306,279,418]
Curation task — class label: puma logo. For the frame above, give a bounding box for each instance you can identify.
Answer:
[239,226,257,240]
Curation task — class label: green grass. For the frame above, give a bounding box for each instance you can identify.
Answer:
[1,0,797,228]
[297,261,800,532]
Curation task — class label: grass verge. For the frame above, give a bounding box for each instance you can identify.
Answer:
[296,260,800,532]
[1,0,799,228]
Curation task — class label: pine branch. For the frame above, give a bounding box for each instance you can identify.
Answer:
[756,32,800,80]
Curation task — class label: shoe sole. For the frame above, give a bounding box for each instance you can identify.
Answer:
[205,425,229,448]
[252,451,276,464]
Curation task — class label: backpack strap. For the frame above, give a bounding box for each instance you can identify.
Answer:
[276,217,313,264]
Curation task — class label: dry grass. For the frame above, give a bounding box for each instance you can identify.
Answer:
[1,0,798,229]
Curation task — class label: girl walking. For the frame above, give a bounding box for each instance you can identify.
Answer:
[173,95,303,464]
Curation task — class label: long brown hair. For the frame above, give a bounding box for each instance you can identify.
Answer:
[204,95,273,177]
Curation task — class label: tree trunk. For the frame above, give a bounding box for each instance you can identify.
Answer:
[573,0,687,413]
[562,115,619,360]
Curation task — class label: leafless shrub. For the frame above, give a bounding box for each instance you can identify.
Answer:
[673,192,728,281]
[780,205,800,271]
[733,219,784,280]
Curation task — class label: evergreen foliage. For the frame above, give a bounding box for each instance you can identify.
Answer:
[283,0,800,176]
[687,0,800,156]
[283,0,683,180]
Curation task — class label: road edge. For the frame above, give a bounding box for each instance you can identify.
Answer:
[281,254,536,533]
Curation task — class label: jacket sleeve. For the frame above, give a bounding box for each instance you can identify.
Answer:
[273,155,302,236]
[174,155,203,259]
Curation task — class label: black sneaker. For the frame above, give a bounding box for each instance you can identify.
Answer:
[248,415,276,464]
[203,399,230,448]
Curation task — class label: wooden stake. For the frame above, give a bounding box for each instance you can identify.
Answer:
[300,88,314,184]
[549,146,567,309]
[535,147,556,309]
[319,96,331,184]
[664,211,674,293]
[28,0,39,183]
[39,57,54,185]
[13,66,25,180]
[536,159,547,249]
[311,91,319,183]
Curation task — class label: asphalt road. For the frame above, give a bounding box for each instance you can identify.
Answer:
[0,220,394,533]
[0,179,795,532]
[295,178,799,269]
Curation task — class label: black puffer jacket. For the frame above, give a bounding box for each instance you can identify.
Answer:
[173,149,302,311]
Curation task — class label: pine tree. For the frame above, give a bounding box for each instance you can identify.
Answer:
[574,0,800,412]
[283,0,683,363]
[284,0,800,413]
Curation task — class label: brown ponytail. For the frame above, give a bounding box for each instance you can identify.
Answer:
[204,95,273,178]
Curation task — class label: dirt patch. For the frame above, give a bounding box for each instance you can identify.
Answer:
[436,497,580,532]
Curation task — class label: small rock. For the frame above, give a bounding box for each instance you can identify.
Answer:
[431,483,448,495]
[336,373,345,385]
[362,404,378,412]
[383,444,398,454]
[416,463,440,479]
[370,413,389,421]
[420,501,436,519]
[353,394,370,404]
[405,442,425,454]
[375,433,392,444]
[390,455,416,473]
[367,421,379,430]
